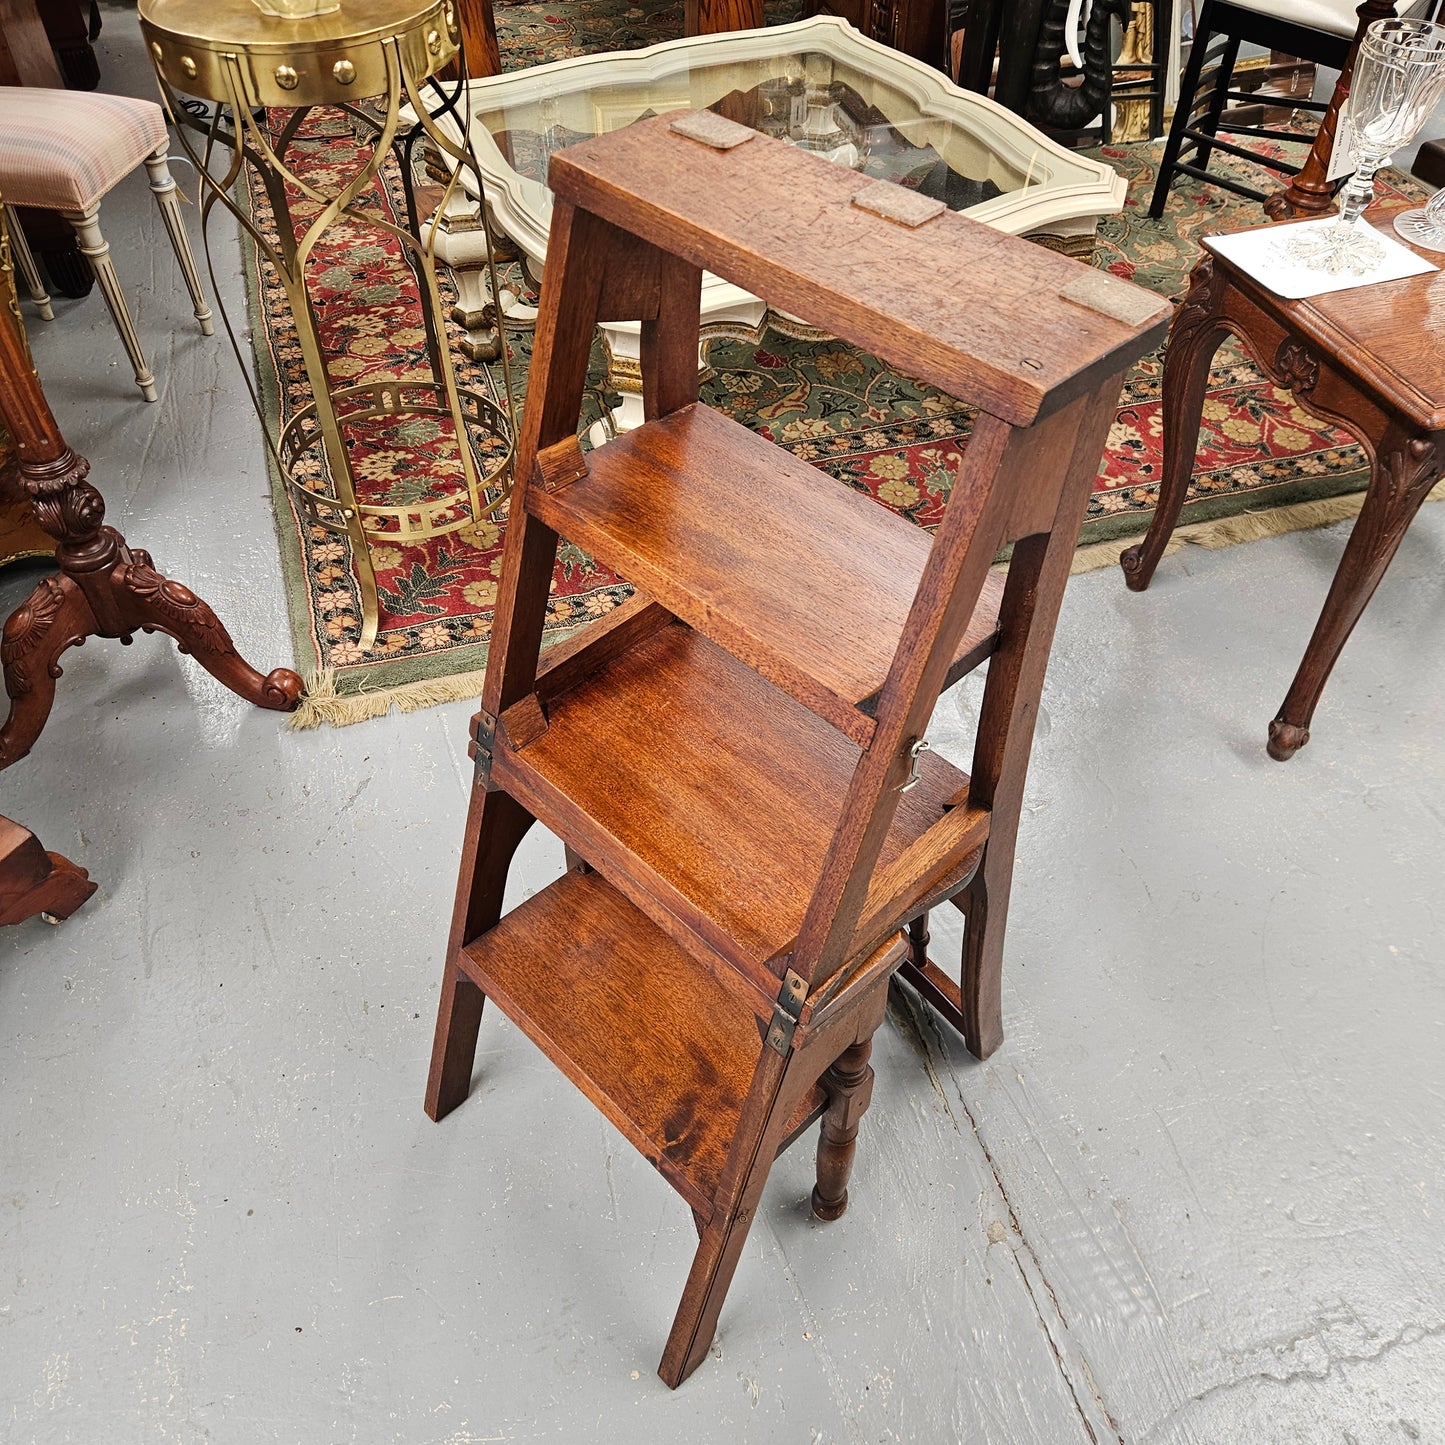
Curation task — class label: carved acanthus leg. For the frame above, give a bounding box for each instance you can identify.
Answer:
[1121,257,1228,592]
[1268,431,1442,760]
[143,144,215,337]
[64,203,156,402]
[811,1036,876,1222]
[113,556,302,711]
[0,574,95,768]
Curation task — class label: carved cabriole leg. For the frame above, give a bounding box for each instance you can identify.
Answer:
[811,1036,875,1222]
[0,574,95,768]
[63,203,156,401]
[142,144,215,337]
[111,554,302,709]
[6,207,54,322]
[1120,256,1228,592]
[1268,428,1442,760]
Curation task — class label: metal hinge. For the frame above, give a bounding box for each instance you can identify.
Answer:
[764,968,808,1056]
[901,737,932,792]
[471,709,498,790]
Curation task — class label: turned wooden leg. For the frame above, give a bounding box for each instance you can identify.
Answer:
[1267,432,1441,761]
[811,1036,875,1222]
[64,203,156,402]
[1121,257,1227,592]
[0,574,95,769]
[143,144,214,337]
[6,206,54,322]
[114,555,302,711]
[0,816,97,926]
[907,912,929,970]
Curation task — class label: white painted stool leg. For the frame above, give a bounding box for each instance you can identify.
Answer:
[142,144,214,337]
[5,206,55,321]
[64,202,158,403]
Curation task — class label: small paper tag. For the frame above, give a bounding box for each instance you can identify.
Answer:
[668,110,755,150]
[1058,271,1170,326]
[851,180,946,228]
[1326,101,1355,183]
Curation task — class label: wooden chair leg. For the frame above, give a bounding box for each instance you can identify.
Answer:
[63,203,157,402]
[142,143,214,337]
[6,206,54,321]
[811,1036,875,1221]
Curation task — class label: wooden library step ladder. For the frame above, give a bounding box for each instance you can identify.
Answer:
[424,110,1168,1387]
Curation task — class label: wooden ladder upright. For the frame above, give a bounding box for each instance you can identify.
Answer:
[424,111,1168,1388]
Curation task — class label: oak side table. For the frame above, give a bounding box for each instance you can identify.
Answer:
[1120,210,1445,760]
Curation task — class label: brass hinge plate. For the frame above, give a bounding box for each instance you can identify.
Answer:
[764,968,808,1056]
[471,709,499,790]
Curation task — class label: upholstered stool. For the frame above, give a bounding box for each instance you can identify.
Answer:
[0,87,213,402]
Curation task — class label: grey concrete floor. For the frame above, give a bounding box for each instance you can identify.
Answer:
[4,11,1445,1443]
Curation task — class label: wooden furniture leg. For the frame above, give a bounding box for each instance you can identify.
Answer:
[811,1035,874,1221]
[5,206,53,321]
[1268,426,1442,759]
[0,812,95,925]
[62,202,157,401]
[1120,256,1228,593]
[0,266,303,769]
[142,143,214,339]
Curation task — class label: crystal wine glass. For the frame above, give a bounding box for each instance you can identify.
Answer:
[1394,181,1445,252]
[1285,18,1445,274]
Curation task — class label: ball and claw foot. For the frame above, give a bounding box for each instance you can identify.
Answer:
[1267,718,1310,761]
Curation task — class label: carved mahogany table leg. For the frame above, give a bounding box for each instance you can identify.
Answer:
[0,814,96,926]
[811,1035,876,1222]
[1268,427,1442,760]
[0,273,302,769]
[1120,256,1228,592]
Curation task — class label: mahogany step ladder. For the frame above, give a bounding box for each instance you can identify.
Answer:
[424,111,1168,1387]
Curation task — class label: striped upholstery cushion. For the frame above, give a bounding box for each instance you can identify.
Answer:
[0,88,168,212]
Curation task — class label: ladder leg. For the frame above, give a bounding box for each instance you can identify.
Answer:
[426,785,535,1121]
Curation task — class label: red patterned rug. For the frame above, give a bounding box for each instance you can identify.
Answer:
[238,31,1431,723]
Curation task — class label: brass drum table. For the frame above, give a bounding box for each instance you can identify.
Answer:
[139,0,513,652]
[424,15,1130,435]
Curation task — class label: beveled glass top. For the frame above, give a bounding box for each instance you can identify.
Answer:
[465,19,1106,221]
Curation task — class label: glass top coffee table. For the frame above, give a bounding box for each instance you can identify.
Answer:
[430,15,1127,432]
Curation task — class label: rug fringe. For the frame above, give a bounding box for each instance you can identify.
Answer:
[288,665,488,730]
[1067,480,1445,576]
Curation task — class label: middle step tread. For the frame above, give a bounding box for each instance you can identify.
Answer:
[528,402,1004,741]
[493,621,977,998]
